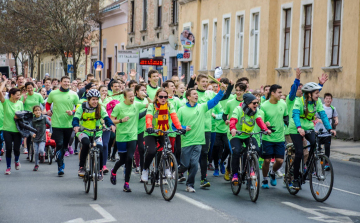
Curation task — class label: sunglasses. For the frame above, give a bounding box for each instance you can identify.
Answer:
[251,102,259,105]
[158,95,168,99]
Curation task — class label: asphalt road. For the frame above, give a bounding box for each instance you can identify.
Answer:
[0,154,359,223]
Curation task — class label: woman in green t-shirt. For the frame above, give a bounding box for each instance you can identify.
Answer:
[0,78,24,175]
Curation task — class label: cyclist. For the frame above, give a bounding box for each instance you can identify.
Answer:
[110,88,148,192]
[73,89,116,180]
[0,77,24,175]
[229,93,271,184]
[140,88,185,183]
[46,76,79,175]
[289,82,336,190]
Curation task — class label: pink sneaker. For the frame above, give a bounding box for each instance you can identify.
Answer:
[68,146,74,155]
[0,156,2,161]
[64,151,70,157]
[5,168,11,175]
[103,165,109,174]
[15,162,21,170]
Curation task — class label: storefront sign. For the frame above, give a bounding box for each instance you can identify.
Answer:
[177,51,192,62]
[140,58,163,66]
[153,46,165,57]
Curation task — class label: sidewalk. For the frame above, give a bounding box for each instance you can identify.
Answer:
[329,139,360,163]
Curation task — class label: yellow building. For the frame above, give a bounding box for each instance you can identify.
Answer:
[178,0,359,139]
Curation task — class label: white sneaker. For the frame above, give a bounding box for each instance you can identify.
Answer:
[276,170,283,178]
[23,148,28,154]
[165,168,172,178]
[162,179,168,185]
[186,186,196,193]
[155,180,160,187]
[141,169,148,182]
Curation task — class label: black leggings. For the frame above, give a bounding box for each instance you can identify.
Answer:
[113,140,137,182]
[318,136,331,158]
[175,135,181,165]
[143,136,165,170]
[213,133,231,169]
[109,132,116,158]
[290,131,316,180]
[137,132,145,171]
[79,137,103,169]
[4,131,22,167]
[51,128,73,167]
[200,132,211,180]
[230,137,258,174]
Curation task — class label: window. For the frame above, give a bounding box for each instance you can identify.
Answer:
[249,11,260,67]
[157,0,162,27]
[143,0,147,30]
[172,0,178,24]
[331,0,342,66]
[201,22,209,70]
[303,5,312,67]
[222,17,230,67]
[211,20,217,69]
[283,9,291,67]
[130,1,135,33]
[115,45,118,72]
[235,13,244,68]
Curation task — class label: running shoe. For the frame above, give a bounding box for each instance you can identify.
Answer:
[208,163,215,171]
[213,169,219,177]
[78,167,85,177]
[110,169,117,185]
[23,148,28,154]
[155,180,160,187]
[74,149,79,155]
[232,173,239,184]
[98,171,103,181]
[164,168,172,179]
[26,156,29,160]
[269,171,277,186]
[0,148,4,156]
[33,165,39,171]
[64,151,69,157]
[58,164,65,176]
[261,180,270,189]
[141,169,148,182]
[110,157,116,162]
[219,161,225,174]
[178,173,186,182]
[276,170,283,178]
[135,167,140,174]
[123,182,132,192]
[200,178,211,188]
[68,146,74,155]
[103,166,109,174]
[5,168,11,175]
[292,179,300,190]
[186,186,196,193]
[224,169,230,181]
[15,161,21,170]
[324,164,330,171]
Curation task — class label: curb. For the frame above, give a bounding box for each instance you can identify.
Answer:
[349,158,360,163]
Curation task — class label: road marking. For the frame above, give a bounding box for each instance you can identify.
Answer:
[282,202,354,223]
[311,182,360,197]
[175,193,213,211]
[64,204,116,223]
[319,207,360,217]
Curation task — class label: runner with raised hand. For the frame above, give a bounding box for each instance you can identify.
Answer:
[46,76,79,176]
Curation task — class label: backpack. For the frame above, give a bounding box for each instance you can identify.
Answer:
[106,100,120,117]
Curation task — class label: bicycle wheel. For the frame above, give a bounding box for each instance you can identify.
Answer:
[160,153,178,201]
[231,155,241,195]
[248,154,260,202]
[93,152,98,200]
[29,143,34,163]
[84,153,91,193]
[47,146,53,165]
[285,155,299,195]
[309,154,334,202]
[144,157,156,194]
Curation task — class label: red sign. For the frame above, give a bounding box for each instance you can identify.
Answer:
[140,58,163,66]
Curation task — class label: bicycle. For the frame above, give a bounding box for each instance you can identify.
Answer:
[45,145,55,165]
[144,129,183,201]
[79,126,110,200]
[284,129,334,202]
[230,130,268,202]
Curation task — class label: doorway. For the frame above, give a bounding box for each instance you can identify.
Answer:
[107,57,112,79]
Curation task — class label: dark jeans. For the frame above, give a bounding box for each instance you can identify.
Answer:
[113,140,137,183]
[175,135,182,165]
[102,130,111,166]
[213,133,231,170]
[200,132,211,180]
[51,128,73,167]
[109,132,116,158]
[144,135,165,170]
[230,137,259,174]
[137,132,145,171]
[208,132,216,163]
[290,131,316,180]
[3,131,22,168]
[318,136,332,158]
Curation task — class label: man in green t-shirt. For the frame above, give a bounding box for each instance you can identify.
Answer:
[146,70,160,101]
[260,85,288,189]
[46,76,79,176]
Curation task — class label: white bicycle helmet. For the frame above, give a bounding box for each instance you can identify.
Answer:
[86,89,101,98]
[301,82,322,92]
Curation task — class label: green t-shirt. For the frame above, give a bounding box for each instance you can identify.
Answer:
[147,84,160,101]
[111,101,147,142]
[108,90,113,97]
[288,97,324,134]
[197,90,215,132]
[111,93,124,103]
[260,100,288,142]
[253,108,265,146]
[285,95,297,135]
[21,92,44,112]
[144,102,177,137]
[211,104,222,132]
[74,103,109,137]
[2,99,24,132]
[47,90,79,128]
[215,98,232,134]
[177,103,209,147]
[0,103,3,130]
[229,106,260,140]
[260,96,267,105]
[100,96,113,110]
[134,97,149,134]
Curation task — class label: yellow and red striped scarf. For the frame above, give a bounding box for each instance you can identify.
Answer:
[155,102,169,135]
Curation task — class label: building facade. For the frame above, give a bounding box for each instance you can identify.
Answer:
[126,0,180,82]
[178,0,360,140]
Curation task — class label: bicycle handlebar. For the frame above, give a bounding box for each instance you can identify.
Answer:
[79,126,111,133]
[236,130,269,136]
[154,129,184,135]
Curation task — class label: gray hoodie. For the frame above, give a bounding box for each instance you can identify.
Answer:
[30,115,52,143]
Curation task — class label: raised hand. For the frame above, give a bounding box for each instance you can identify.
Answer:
[296,68,301,80]
[181,74,185,80]
[318,73,329,85]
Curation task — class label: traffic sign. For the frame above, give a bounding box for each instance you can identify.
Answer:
[94,61,104,70]
[67,64,74,74]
